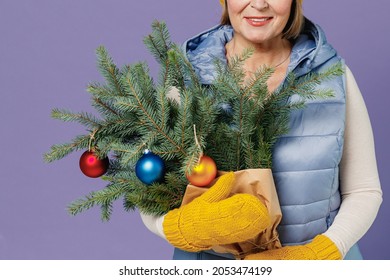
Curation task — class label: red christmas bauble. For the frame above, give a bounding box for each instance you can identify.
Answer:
[186,155,217,187]
[79,150,109,178]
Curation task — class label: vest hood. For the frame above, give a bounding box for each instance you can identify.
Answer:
[182,18,338,84]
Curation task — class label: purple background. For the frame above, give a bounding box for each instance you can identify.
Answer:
[0,0,388,260]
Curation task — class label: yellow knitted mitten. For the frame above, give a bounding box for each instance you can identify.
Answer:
[163,172,270,252]
[245,235,342,260]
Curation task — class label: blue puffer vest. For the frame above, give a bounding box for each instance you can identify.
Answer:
[173,19,361,259]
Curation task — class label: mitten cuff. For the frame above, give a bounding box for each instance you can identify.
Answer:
[162,208,210,252]
[309,235,342,260]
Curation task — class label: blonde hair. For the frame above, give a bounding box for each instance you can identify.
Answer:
[219,0,304,40]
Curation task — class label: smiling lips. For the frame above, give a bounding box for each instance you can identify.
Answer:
[245,17,273,27]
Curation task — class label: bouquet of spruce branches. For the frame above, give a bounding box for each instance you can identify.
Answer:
[44,21,343,225]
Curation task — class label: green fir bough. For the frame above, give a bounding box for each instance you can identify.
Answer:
[44,20,343,220]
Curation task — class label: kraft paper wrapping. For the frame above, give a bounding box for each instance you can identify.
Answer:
[181,169,282,259]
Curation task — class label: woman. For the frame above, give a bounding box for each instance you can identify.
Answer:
[141,0,383,260]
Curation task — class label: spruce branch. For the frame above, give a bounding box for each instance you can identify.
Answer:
[87,82,115,97]
[143,20,171,64]
[51,109,102,128]
[68,184,130,221]
[166,48,186,89]
[96,46,125,96]
[242,66,273,106]
[92,97,121,117]
[167,46,202,90]
[46,21,344,220]
[227,47,254,85]
[121,67,188,158]
[44,135,90,162]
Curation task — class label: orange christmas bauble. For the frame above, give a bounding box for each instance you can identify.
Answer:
[186,155,217,187]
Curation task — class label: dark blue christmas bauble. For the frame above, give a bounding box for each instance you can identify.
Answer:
[135,150,165,185]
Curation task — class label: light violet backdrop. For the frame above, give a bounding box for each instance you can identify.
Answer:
[0,0,388,259]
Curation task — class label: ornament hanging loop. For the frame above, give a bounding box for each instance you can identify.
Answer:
[193,124,203,160]
[88,129,98,152]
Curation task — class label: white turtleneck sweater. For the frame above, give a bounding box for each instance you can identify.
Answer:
[139,66,383,258]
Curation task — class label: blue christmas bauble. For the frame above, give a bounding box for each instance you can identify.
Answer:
[135,150,165,185]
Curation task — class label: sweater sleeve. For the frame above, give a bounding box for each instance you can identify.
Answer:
[323,66,383,257]
[140,212,167,240]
